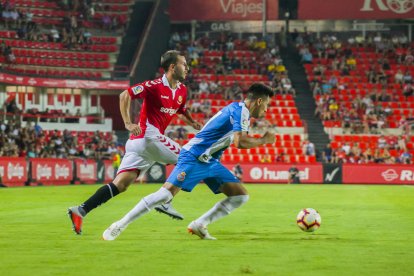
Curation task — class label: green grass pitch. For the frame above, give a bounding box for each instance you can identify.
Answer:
[1,184,414,275]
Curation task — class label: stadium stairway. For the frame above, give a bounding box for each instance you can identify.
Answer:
[280,46,330,159]
[114,1,155,79]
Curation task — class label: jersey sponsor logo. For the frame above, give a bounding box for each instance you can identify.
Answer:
[161,95,169,99]
[177,95,183,104]
[177,171,186,181]
[160,107,178,115]
[132,85,144,95]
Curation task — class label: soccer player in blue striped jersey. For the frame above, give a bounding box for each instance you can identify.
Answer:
[103,83,276,240]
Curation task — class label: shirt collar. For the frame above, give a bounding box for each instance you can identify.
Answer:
[162,74,180,89]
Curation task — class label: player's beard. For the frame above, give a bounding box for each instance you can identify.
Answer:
[173,68,186,82]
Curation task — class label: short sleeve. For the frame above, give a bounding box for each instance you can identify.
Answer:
[232,104,250,132]
[127,82,150,100]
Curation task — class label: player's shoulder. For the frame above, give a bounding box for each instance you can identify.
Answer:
[228,101,247,111]
[178,81,187,92]
[131,77,163,89]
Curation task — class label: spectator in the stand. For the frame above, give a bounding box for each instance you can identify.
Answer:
[377,135,387,149]
[399,116,409,135]
[5,98,19,114]
[260,154,272,163]
[303,140,315,156]
[376,90,391,102]
[399,150,412,164]
[403,71,412,84]
[386,135,397,150]
[111,131,118,145]
[328,75,338,88]
[404,52,413,66]
[346,55,357,69]
[403,82,413,98]
[301,49,313,64]
[376,69,388,85]
[198,79,209,93]
[341,142,351,155]
[395,70,404,84]
[50,25,60,42]
[397,135,408,152]
[4,45,15,63]
[341,110,352,133]
[176,125,188,139]
[101,14,112,31]
[201,100,211,115]
[322,144,332,163]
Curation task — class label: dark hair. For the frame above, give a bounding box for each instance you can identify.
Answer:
[246,83,274,100]
[160,50,181,72]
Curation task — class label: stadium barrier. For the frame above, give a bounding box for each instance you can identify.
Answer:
[166,163,324,184]
[31,158,73,186]
[74,159,98,184]
[0,157,27,186]
[1,158,414,186]
[343,164,414,184]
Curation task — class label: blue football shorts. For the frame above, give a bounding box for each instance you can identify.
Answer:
[166,150,240,194]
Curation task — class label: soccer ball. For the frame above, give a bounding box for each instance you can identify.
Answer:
[296,208,321,232]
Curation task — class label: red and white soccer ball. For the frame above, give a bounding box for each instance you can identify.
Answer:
[296,208,321,232]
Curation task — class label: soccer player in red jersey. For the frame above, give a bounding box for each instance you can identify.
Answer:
[68,50,203,234]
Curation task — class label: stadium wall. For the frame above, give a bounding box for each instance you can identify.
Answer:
[2,158,414,186]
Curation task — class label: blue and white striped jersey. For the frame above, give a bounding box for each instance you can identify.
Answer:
[182,102,250,162]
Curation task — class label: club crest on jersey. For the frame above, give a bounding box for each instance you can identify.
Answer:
[132,85,144,95]
[242,119,249,128]
[177,172,186,181]
[177,95,183,104]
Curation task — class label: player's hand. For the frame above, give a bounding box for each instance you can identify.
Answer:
[191,121,203,130]
[125,123,141,136]
[262,131,276,144]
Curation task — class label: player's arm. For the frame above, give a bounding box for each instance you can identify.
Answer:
[178,109,203,130]
[233,131,275,149]
[119,90,141,135]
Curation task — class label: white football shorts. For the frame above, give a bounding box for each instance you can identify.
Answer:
[117,134,181,177]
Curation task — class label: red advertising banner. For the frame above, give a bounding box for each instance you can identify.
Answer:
[298,0,414,20]
[232,164,323,183]
[75,159,97,184]
[0,158,27,186]
[343,164,414,184]
[166,163,323,183]
[103,160,114,183]
[31,158,73,185]
[169,0,279,21]
[0,72,129,90]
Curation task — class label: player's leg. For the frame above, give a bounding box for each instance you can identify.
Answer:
[68,139,149,234]
[103,151,205,241]
[188,162,249,240]
[102,183,182,241]
[147,134,184,219]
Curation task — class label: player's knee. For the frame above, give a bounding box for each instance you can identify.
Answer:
[228,194,249,208]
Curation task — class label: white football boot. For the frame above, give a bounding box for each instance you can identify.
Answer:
[155,202,184,220]
[102,222,126,241]
[187,221,217,240]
